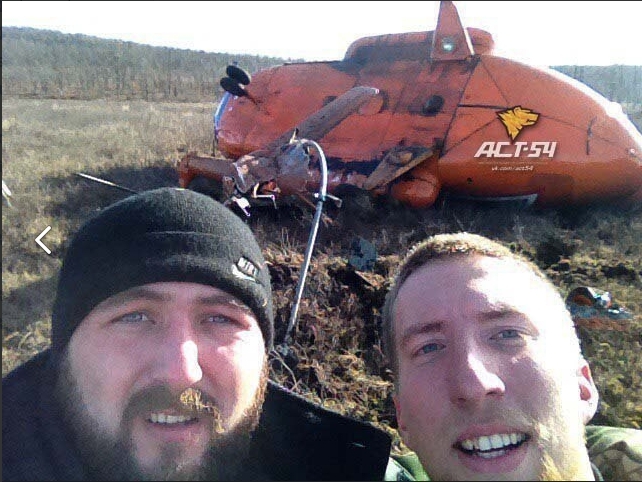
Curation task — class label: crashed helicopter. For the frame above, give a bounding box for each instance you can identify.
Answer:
[176,0,642,214]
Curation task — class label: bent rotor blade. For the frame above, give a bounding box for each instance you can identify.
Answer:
[266,85,380,150]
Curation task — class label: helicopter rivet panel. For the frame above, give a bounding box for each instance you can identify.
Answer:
[459,59,509,108]
[478,57,611,125]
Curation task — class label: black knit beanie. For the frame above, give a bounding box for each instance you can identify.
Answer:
[51,187,274,360]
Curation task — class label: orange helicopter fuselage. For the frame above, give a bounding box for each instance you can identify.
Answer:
[214,2,642,208]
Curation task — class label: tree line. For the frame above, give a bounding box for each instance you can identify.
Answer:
[553,65,642,105]
[2,26,641,104]
[1,27,296,102]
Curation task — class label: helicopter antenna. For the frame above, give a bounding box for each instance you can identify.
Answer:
[75,172,139,194]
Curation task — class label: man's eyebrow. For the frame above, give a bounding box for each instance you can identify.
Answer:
[478,304,523,321]
[399,321,443,348]
[197,294,252,313]
[96,289,252,313]
[398,305,528,342]
[478,304,539,334]
[95,286,169,311]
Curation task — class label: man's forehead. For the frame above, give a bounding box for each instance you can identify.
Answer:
[396,254,564,320]
[471,256,560,298]
[94,281,250,311]
[404,254,548,287]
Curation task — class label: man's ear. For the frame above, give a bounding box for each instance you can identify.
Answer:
[393,393,409,439]
[578,360,599,424]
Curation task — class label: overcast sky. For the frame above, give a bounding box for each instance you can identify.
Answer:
[3,1,642,67]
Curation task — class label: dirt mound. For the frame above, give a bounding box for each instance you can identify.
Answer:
[241,196,641,441]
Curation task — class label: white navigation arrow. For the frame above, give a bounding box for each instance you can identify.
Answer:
[36,226,52,255]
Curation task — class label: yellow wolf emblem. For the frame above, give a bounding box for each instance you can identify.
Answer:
[497,106,539,140]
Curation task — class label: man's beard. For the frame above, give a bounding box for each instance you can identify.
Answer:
[535,415,590,481]
[54,355,269,481]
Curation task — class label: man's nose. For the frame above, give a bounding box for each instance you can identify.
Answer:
[157,336,204,387]
[448,348,505,405]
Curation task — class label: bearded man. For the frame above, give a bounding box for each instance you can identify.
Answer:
[3,187,392,481]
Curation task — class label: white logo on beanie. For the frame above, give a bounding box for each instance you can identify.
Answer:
[232,257,259,282]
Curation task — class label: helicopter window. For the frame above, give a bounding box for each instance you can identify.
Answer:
[422,95,444,116]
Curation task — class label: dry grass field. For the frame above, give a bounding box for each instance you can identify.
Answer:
[2,97,641,450]
[2,98,214,367]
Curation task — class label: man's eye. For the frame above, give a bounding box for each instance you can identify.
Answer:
[204,314,234,325]
[418,342,444,355]
[118,312,149,324]
[492,329,521,340]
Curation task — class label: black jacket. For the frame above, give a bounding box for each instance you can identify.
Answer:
[3,349,392,481]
